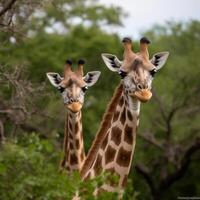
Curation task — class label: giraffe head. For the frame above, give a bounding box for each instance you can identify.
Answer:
[46,59,101,113]
[102,37,169,103]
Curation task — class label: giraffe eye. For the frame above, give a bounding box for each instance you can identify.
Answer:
[81,86,88,92]
[58,86,65,93]
[149,68,157,77]
[118,70,127,79]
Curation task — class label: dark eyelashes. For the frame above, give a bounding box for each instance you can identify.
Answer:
[149,68,157,77]
[58,86,88,93]
[81,86,88,92]
[118,70,127,79]
[58,86,65,93]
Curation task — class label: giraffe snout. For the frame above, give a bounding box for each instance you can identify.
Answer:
[66,102,83,113]
[137,83,148,90]
[133,89,152,103]
[69,97,79,103]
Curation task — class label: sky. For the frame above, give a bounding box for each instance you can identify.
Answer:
[99,0,200,38]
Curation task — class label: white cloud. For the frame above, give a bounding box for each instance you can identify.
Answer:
[99,0,200,38]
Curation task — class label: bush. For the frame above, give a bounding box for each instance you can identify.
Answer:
[0,134,137,200]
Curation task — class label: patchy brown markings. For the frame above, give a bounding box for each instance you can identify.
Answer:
[127,110,133,121]
[116,147,132,167]
[75,139,80,149]
[75,122,79,134]
[124,100,128,107]
[70,153,78,165]
[69,120,73,132]
[111,126,122,146]
[93,154,102,175]
[69,141,73,149]
[124,124,133,145]
[105,145,116,164]
[69,131,73,139]
[120,107,126,125]
[113,110,120,122]
[101,132,109,150]
[122,175,128,187]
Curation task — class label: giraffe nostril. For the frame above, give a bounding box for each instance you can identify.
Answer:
[137,84,143,90]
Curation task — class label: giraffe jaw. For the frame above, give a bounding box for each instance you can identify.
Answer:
[66,102,82,113]
[132,89,152,103]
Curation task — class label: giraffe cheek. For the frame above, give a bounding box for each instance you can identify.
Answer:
[67,102,82,113]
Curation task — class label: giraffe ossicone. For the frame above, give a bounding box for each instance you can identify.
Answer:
[79,37,169,198]
[46,59,101,173]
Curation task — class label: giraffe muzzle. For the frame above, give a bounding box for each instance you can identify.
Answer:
[133,89,152,103]
[66,102,82,113]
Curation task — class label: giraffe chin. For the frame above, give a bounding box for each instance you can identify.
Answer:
[66,102,82,113]
[132,90,152,103]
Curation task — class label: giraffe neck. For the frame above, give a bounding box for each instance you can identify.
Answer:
[82,85,140,194]
[80,84,123,177]
[60,110,85,173]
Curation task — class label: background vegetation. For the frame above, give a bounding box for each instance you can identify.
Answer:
[0,0,199,199]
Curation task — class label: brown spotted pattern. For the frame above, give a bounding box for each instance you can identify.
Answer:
[61,111,85,173]
[124,124,133,145]
[111,126,122,146]
[81,92,139,197]
[105,145,116,164]
[116,146,132,167]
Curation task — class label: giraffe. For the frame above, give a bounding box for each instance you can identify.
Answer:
[79,37,169,197]
[46,59,101,173]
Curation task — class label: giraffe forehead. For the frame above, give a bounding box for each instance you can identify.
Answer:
[122,54,143,71]
[122,53,154,72]
[128,66,150,82]
[62,73,85,87]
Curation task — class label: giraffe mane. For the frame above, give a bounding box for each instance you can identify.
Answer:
[80,83,123,177]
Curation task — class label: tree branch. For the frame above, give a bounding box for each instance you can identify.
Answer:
[152,89,167,122]
[138,132,164,151]
[165,97,189,139]
[159,137,200,191]
[135,163,157,197]
[0,0,17,17]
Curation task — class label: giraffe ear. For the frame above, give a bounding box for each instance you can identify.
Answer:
[151,52,169,70]
[84,71,101,87]
[46,72,63,87]
[101,53,122,72]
